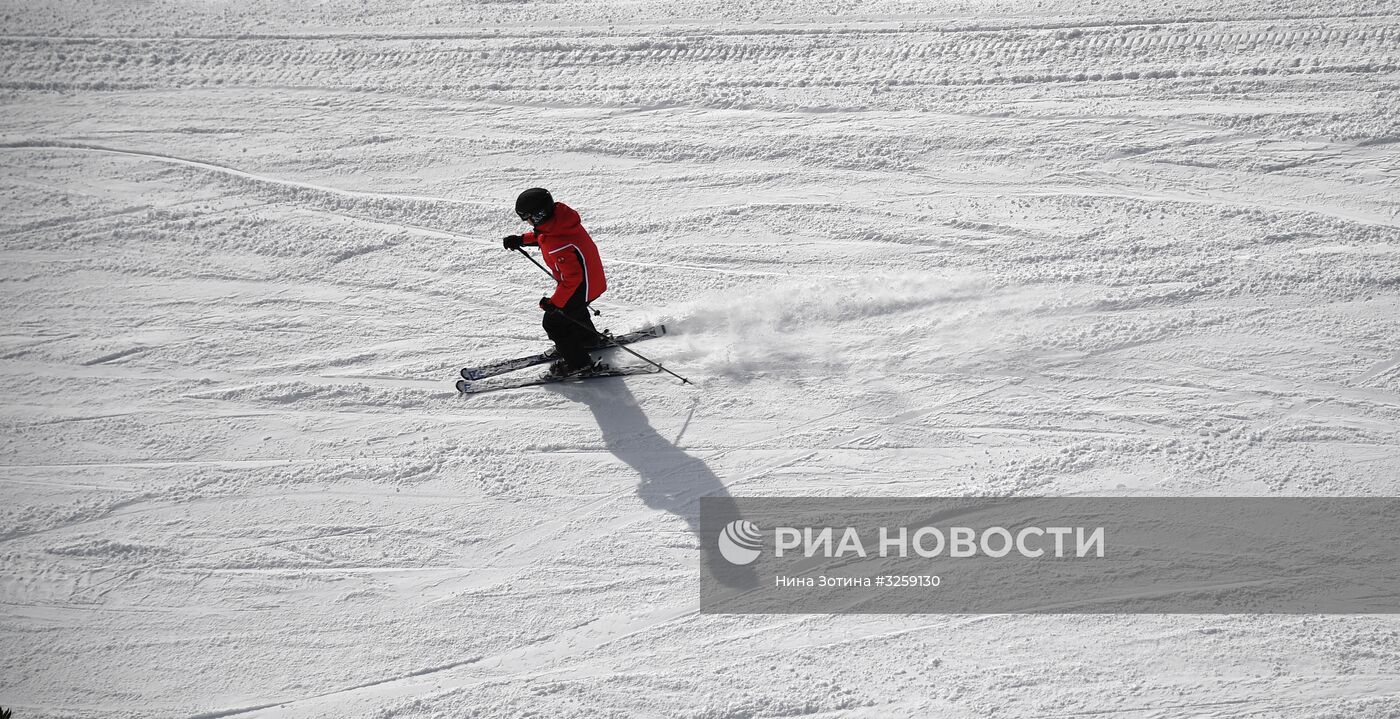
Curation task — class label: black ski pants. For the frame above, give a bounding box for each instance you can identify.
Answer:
[543,286,599,367]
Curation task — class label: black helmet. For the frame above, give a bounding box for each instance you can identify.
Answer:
[515,188,554,225]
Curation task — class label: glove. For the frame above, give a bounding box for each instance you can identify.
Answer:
[502,235,525,251]
[539,296,558,312]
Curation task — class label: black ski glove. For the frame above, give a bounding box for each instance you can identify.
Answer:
[539,296,558,312]
[503,235,525,251]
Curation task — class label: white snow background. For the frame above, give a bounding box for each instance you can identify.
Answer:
[2,0,1399,716]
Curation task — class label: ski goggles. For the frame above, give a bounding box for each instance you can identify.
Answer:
[517,208,550,225]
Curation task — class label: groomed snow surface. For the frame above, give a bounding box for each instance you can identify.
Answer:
[2,0,1399,716]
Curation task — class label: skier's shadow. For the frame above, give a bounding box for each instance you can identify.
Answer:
[546,379,757,590]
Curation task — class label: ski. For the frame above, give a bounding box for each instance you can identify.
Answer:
[459,324,667,381]
[456,364,662,395]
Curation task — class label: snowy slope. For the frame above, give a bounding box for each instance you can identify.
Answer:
[2,0,1399,716]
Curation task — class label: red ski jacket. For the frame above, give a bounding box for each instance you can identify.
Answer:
[522,202,607,308]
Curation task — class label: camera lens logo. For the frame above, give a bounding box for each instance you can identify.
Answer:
[717,520,763,565]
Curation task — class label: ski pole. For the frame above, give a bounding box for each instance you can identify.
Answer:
[514,248,692,385]
[517,247,602,318]
[515,247,554,279]
[565,312,692,385]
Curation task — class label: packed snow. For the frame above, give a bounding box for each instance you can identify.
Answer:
[2,0,1398,716]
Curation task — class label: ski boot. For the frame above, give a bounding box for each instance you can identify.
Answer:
[544,357,602,380]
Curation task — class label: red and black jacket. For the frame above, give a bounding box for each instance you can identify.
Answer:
[521,202,607,308]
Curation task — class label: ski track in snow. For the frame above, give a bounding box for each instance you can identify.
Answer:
[2,0,1400,717]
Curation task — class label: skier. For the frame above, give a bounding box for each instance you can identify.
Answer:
[502,188,608,377]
